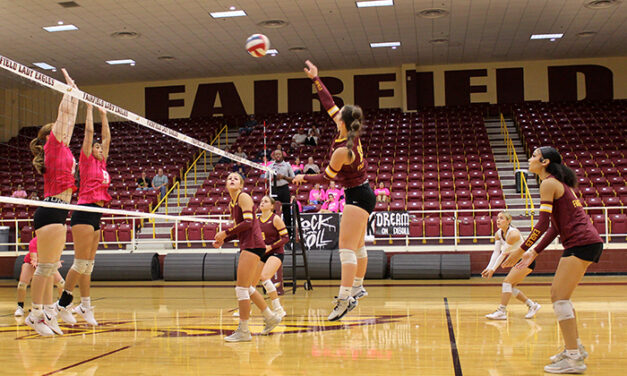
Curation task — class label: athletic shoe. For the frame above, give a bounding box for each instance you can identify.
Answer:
[261,313,282,335]
[328,296,358,321]
[544,356,586,374]
[55,302,77,325]
[224,328,252,342]
[524,303,542,319]
[14,306,24,317]
[43,311,64,335]
[25,313,54,337]
[550,345,589,363]
[351,286,368,300]
[273,306,287,319]
[485,309,507,320]
[75,304,98,326]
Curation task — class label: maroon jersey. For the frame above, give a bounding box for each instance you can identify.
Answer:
[259,213,287,255]
[326,136,367,188]
[549,182,603,249]
[228,192,265,250]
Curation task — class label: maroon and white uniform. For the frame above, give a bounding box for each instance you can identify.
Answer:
[259,213,289,256]
[324,136,367,188]
[224,192,265,250]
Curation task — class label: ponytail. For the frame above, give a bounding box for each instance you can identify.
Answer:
[30,123,53,175]
[539,146,577,188]
[340,105,363,160]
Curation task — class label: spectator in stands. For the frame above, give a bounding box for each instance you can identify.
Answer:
[308,183,326,205]
[304,129,318,146]
[234,146,247,160]
[326,181,343,201]
[28,192,39,200]
[276,144,288,158]
[320,193,341,213]
[303,157,320,174]
[291,157,304,174]
[309,125,321,138]
[239,114,257,135]
[374,182,390,202]
[291,128,307,150]
[136,171,150,191]
[232,146,248,175]
[11,184,27,198]
[152,168,169,199]
[217,146,232,164]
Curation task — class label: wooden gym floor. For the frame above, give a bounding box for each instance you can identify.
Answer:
[0,276,626,375]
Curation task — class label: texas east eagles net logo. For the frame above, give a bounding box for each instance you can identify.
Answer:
[6,314,407,340]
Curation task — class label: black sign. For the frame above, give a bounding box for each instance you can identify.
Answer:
[368,211,410,236]
[299,213,340,250]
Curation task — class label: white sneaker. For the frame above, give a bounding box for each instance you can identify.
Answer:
[351,286,368,300]
[485,309,507,320]
[25,313,54,337]
[43,311,64,335]
[544,356,586,374]
[550,345,589,363]
[224,327,252,342]
[261,313,282,335]
[328,296,358,321]
[75,304,98,326]
[524,303,541,319]
[273,306,287,319]
[14,306,24,316]
[55,303,77,325]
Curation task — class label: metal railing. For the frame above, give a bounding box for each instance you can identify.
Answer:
[1,206,624,255]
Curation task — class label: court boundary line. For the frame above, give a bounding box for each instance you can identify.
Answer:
[41,345,131,375]
[444,297,463,376]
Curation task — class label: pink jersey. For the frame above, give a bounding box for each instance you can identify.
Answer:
[24,237,37,264]
[77,150,112,204]
[44,132,76,197]
[374,188,390,196]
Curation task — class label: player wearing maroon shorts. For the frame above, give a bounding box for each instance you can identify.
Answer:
[504,146,603,374]
[293,60,376,321]
[213,173,282,342]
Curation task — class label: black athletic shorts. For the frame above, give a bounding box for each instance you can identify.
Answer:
[344,181,376,214]
[260,252,284,264]
[562,242,603,263]
[242,248,266,258]
[70,204,104,230]
[33,197,69,230]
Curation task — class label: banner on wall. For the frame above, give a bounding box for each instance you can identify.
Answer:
[367,211,410,236]
[299,213,340,250]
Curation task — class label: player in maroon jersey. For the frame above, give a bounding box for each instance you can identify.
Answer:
[251,195,289,318]
[503,146,603,374]
[293,60,376,321]
[213,173,282,342]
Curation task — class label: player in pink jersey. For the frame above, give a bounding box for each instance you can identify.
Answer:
[293,60,376,321]
[213,173,282,342]
[503,146,603,374]
[14,237,65,317]
[251,195,290,318]
[26,69,79,336]
[56,104,110,326]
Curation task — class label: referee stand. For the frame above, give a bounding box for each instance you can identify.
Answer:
[283,201,313,294]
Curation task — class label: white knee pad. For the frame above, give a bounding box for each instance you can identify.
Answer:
[55,279,65,290]
[356,246,367,259]
[262,279,276,294]
[502,282,513,294]
[34,263,56,277]
[235,286,250,301]
[85,260,95,274]
[248,286,257,295]
[17,281,28,291]
[339,249,357,265]
[512,288,520,297]
[71,259,90,274]
[553,300,575,321]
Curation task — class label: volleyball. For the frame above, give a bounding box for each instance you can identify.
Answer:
[246,34,270,58]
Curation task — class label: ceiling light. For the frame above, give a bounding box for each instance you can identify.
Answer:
[370,41,400,48]
[157,55,176,61]
[43,24,79,32]
[530,33,563,40]
[106,59,136,65]
[210,10,246,18]
[57,21,64,25]
[229,6,236,10]
[33,62,56,70]
[417,8,449,19]
[356,0,394,8]
[584,0,620,9]
[429,38,449,45]
[258,19,289,28]
[111,31,140,39]
[576,31,597,37]
[266,49,278,55]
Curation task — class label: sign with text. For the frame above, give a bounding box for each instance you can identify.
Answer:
[299,213,340,250]
[368,211,410,236]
